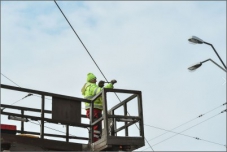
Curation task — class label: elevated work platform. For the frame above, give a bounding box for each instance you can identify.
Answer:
[1,84,145,151]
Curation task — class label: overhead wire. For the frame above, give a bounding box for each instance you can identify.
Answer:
[143,124,226,149]
[29,120,90,141]
[151,109,226,148]
[29,121,75,136]
[1,73,52,101]
[145,102,226,142]
[53,1,154,151]
[1,94,33,111]
[1,73,21,87]
[141,109,226,151]
[53,1,107,81]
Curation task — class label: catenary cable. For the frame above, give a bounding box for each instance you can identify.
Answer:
[151,109,226,147]
[1,73,21,87]
[53,1,107,82]
[141,109,226,151]
[1,94,33,111]
[146,102,226,142]
[1,73,52,101]
[141,103,226,151]
[29,121,75,136]
[53,1,154,151]
[143,124,226,148]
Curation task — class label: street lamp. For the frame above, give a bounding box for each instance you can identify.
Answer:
[188,36,227,70]
[188,58,226,72]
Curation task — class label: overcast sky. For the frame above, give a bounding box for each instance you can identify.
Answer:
[1,1,226,151]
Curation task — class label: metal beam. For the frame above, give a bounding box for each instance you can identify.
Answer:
[137,92,144,137]
[91,116,103,126]
[40,95,45,139]
[104,88,141,94]
[124,103,128,136]
[21,110,24,134]
[115,120,139,133]
[1,104,52,113]
[108,114,141,120]
[1,84,90,103]
[1,104,87,118]
[103,89,109,139]
[109,94,137,111]
[16,130,89,140]
[1,111,90,128]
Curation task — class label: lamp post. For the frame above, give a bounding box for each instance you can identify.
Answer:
[188,58,227,72]
[188,36,227,70]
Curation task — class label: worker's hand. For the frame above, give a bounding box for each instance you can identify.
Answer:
[98,80,105,87]
[111,79,117,84]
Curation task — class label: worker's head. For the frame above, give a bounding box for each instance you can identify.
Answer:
[87,73,97,83]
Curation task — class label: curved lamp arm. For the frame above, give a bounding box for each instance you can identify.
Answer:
[188,58,227,72]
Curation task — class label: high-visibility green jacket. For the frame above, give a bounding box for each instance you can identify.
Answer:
[81,82,113,110]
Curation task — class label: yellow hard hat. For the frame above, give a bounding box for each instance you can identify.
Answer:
[87,73,96,82]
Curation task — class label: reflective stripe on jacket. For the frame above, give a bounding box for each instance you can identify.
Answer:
[81,82,113,110]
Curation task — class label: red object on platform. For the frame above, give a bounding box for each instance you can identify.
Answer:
[1,124,17,135]
[0,124,17,130]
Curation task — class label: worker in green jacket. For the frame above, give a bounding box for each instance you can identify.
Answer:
[81,73,117,142]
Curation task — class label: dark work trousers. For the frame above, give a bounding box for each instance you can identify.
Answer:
[86,108,102,142]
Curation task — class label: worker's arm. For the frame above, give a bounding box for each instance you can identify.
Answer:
[104,79,117,89]
[104,83,113,89]
[93,83,113,95]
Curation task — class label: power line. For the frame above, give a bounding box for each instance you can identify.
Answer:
[145,102,226,142]
[1,73,34,109]
[1,94,33,111]
[152,110,226,147]
[143,124,226,149]
[53,0,107,82]
[141,109,226,151]
[1,73,52,101]
[29,121,75,136]
[1,73,21,87]
[53,1,154,151]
